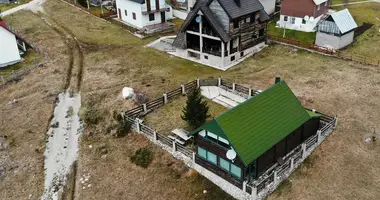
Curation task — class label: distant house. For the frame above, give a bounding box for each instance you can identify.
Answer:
[0,0,11,4]
[277,0,331,32]
[315,9,357,50]
[189,78,321,188]
[172,0,270,70]
[0,21,27,68]
[115,0,173,30]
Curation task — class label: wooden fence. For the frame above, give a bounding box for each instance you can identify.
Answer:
[268,34,380,67]
[123,78,337,200]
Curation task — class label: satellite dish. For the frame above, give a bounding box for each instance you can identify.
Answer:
[304,15,309,21]
[195,16,201,23]
[226,148,237,160]
[309,17,315,22]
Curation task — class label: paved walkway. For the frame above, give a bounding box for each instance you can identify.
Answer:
[0,0,45,17]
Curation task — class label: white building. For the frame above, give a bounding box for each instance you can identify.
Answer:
[0,21,26,68]
[258,0,276,15]
[315,9,358,50]
[116,0,173,29]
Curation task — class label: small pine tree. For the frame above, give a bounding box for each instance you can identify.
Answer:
[181,87,210,129]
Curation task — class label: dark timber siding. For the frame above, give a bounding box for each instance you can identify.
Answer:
[195,135,244,188]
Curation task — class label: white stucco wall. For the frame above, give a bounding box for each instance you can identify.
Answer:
[0,27,21,68]
[173,9,188,20]
[259,0,276,15]
[277,15,321,32]
[116,0,173,29]
[315,31,354,49]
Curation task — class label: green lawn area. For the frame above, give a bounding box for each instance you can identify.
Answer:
[333,2,380,57]
[267,18,316,44]
[331,0,368,5]
[0,49,42,76]
[0,0,31,12]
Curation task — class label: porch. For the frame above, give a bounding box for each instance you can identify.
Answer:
[142,21,176,34]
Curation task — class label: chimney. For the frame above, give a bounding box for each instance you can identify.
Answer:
[234,0,241,7]
[275,76,281,84]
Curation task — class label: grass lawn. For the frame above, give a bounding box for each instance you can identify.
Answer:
[267,17,316,44]
[331,0,368,5]
[144,96,228,135]
[0,0,31,12]
[0,49,42,76]
[3,0,380,200]
[333,3,380,57]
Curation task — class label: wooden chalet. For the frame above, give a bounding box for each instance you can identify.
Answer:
[172,0,270,69]
[189,79,321,188]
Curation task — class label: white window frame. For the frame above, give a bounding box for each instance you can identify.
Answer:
[199,130,206,137]
[317,5,320,10]
[218,137,229,145]
[291,17,295,24]
[207,131,218,140]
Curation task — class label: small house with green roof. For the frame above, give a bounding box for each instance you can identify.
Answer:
[189,79,321,188]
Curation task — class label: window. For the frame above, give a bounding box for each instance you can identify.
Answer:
[219,157,230,171]
[124,10,127,16]
[302,19,306,24]
[207,132,218,140]
[284,16,288,21]
[197,147,207,159]
[204,55,208,60]
[230,163,241,178]
[149,13,155,21]
[231,56,235,61]
[245,17,250,23]
[218,137,229,145]
[132,12,136,20]
[291,17,295,24]
[207,151,217,165]
[233,20,239,29]
[317,5,320,10]
[240,52,244,57]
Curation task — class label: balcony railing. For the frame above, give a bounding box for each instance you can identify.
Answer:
[141,5,170,15]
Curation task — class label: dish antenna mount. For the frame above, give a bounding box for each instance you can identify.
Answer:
[226,148,237,161]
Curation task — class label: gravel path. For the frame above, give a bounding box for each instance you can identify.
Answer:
[41,92,83,200]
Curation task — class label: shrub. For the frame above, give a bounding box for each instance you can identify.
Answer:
[113,111,131,138]
[81,106,103,125]
[130,147,154,168]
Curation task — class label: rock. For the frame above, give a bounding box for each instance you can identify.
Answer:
[87,184,92,188]
[203,190,207,194]
[8,99,18,105]
[50,122,59,128]
[101,154,107,160]
[133,93,149,105]
[0,137,9,151]
[89,145,92,149]
[122,87,134,99]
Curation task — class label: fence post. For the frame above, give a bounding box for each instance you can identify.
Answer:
[248,88,252,97]
[135,118,141,133]
[181,84,185,94]
[334,117,338,129]
[163,93,168,104]
[251,187,257,200]
[302,143,307,159]
[192,152,196,163]
[273,170,278,185]
[172,140,177,152]
[232,82,236,91]
[196,78,200,88]
[290,158,294,171]
[218,77,221,87]
[142,103,147,114]
[152,131,157,143]
[243,181,247,192]
[317,130,322,144]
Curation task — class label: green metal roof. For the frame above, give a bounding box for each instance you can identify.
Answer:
[191,81,313,166]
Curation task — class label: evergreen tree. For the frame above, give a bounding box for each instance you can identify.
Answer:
[181,87,210,129]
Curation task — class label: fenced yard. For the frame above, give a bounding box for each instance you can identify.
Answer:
[123,78,337,200]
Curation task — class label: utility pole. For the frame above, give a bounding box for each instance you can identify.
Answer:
[100,0,104,15]
[87,0,90,10]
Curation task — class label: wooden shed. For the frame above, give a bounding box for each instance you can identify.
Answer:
[189,79,321,188]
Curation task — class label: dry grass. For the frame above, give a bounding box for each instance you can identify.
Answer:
[2,0,380,199]
[0,49,42,76]
[144,96,227,135]
[0,10,70,200]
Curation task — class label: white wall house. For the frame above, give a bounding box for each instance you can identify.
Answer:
[116,0,173,29]
[0,22,26,68]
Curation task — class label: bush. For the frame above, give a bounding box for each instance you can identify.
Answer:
[113,111,131,138]
[81,106,103,125]
[130,147,154,168]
